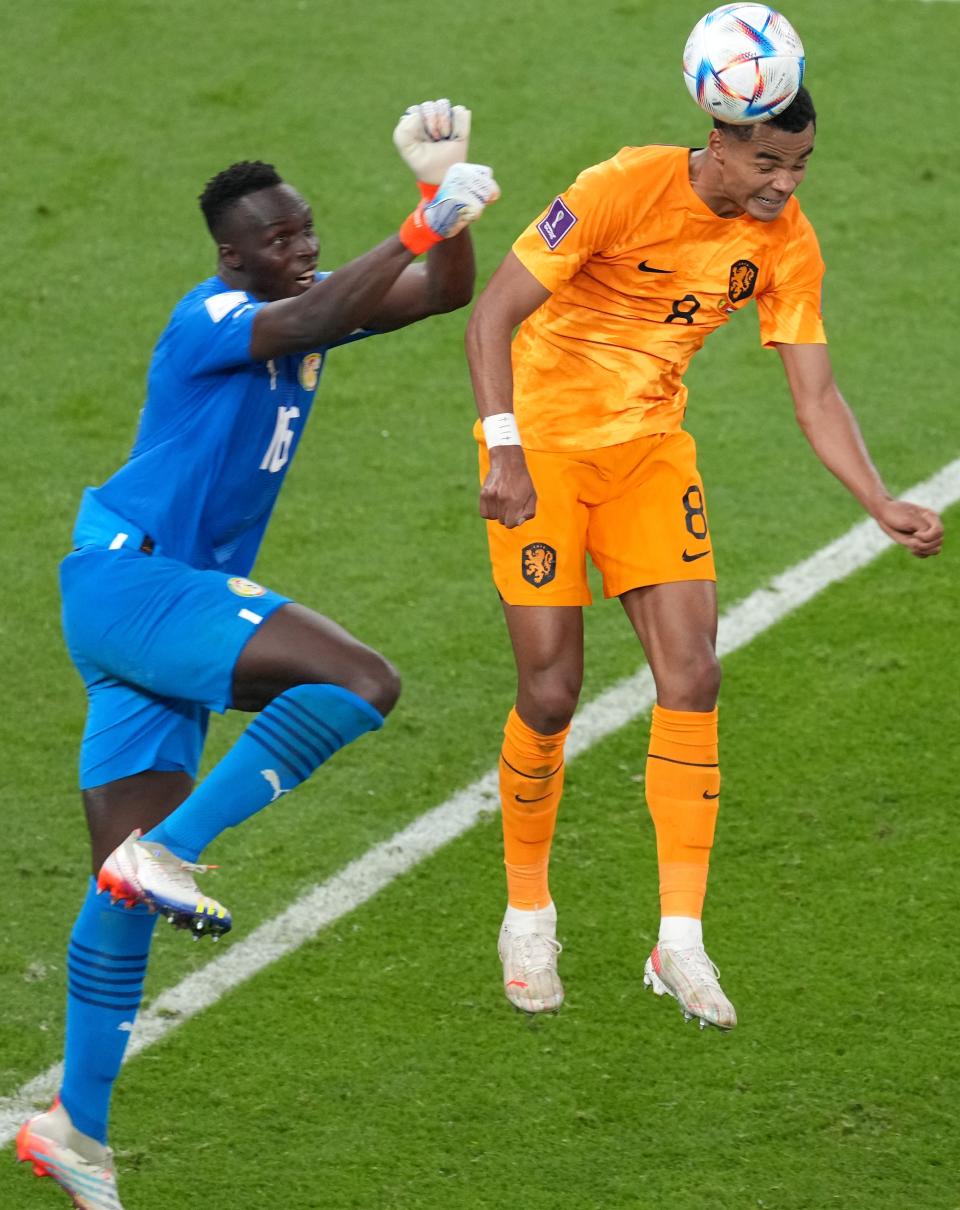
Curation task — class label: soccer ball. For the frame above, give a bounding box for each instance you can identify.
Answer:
[682,4,805,125]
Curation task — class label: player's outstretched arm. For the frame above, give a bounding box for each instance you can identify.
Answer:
[363,160,502,332]
[466,252,551,529]
[778,342,944,558]
[362,101,487,332]
[249,160,499,360]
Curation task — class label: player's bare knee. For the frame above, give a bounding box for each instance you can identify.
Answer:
[350,654,401,718]
[518,679,579,735]
[689,653,721,709]
[699,666,722,711]
[660,652,720,712]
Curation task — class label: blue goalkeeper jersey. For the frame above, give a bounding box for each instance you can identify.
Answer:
[74,274,371,575]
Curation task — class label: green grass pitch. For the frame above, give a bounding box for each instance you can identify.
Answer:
[1,1,958,1207]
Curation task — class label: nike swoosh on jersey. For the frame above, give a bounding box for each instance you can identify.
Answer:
[681,549,711,562]
[702,791,720,800]
[637,260,675,274]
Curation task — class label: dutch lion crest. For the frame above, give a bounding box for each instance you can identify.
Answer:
[521,542,557,588]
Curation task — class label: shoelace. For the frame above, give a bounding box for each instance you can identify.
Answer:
[667,946,723,989]
[510,932,562,974]
[143,845,218,893]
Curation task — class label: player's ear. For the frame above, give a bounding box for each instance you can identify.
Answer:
[219,241,242,270]
[707,128,726,163]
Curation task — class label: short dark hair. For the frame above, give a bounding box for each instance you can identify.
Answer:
[199,160,283,238]
[713,85,816,140]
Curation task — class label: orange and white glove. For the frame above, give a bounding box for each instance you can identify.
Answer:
[393,98,471,188]
[399,162,500,256]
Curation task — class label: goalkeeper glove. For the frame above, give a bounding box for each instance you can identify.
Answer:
[399,162,500,256]
[393,98,471,187]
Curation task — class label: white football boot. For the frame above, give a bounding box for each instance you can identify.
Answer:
[498,904,564,1013]
[644,942,737,1030]
[17,1100,125,1209]
[98,829,231,939]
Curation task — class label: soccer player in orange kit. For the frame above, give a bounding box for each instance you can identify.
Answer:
[465,86,943,1029]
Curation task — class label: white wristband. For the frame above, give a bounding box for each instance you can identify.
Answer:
[482,412,521,449]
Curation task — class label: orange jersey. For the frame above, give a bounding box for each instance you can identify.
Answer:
[511,144,826,451]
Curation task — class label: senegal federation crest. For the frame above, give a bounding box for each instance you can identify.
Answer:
[299,353,323,391]
[228,577,267,598]
[728,259,758,302]
[521,542,557,588]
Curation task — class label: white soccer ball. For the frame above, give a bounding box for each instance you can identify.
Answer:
[682,4,805,125]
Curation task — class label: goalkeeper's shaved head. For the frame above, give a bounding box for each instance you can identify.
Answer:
[199,161,284,239]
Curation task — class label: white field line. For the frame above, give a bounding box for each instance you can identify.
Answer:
[2,457,958,1147]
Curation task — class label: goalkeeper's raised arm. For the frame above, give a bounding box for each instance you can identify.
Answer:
[248,98,499,357]
[364,98,499,333]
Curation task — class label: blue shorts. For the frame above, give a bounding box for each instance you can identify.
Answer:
[61,544,289,789]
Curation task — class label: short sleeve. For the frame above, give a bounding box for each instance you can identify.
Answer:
[512,155,634,294]
[170,290,268,374]
[756,213,827,347]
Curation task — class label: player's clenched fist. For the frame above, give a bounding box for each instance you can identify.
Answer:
[480,446,538,529]
[873,499,944,558]
[426,163,500,235]
[393,98,471,184]
[399,163,500,255]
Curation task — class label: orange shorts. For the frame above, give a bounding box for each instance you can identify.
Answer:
[479,431,716,606]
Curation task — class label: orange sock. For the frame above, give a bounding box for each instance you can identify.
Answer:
[499,707,570,910]
[645,704,720,920]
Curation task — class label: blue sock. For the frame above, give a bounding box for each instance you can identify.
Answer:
[60,878,157,1144]
[144,683,383,862]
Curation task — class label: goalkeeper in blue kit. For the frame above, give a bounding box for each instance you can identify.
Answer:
[16,101,498,1210]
